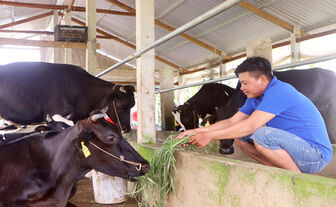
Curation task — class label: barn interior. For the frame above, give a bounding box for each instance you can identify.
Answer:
[0,0,336,206]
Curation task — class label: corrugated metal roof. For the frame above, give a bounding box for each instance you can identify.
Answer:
[0,0,335,77]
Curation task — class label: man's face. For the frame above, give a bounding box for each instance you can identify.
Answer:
[238,71,268,98]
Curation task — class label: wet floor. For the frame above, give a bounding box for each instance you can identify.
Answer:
[69,178,138,207]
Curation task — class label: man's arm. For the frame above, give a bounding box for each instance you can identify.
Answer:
[188,110,276,148]
[176,111,248,139]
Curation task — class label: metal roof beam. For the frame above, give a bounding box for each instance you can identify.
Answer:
[0,11,53,29]
[62,13,181,70]
[0,1,134,16]
[238,1,308,37]
[179,27,336,76]
[161,0,278,54]
[106,0,232,59]
[0,29,53,35]
[156,0,184,19]
[0,37,99,49]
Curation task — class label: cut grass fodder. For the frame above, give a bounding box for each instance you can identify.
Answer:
[131,135,218,207]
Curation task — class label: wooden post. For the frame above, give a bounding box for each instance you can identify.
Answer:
[176,75,185,105]
[53,10,62,63]
[220,52,227,78]
[246,38,272,64]
[136,0,155,143]
[86,0,96,74]
[160,66,175,131]
[290,26,301,63]
[64,9,72,64]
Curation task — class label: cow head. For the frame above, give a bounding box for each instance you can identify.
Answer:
[104,85,135,133]
[76,109,149,181]
[172,104,199,131]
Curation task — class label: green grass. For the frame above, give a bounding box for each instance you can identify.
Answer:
[130,135,189,207]
[130,135,219,207]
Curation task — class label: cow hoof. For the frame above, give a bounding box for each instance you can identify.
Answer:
[219,147,234,155]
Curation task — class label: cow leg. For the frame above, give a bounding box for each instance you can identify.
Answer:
[66,202,77,207]
[65,185,78,207]
[69,185,77,199]
[219,139,234,154]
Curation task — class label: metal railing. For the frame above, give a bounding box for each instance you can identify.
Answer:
[157,52,336,94]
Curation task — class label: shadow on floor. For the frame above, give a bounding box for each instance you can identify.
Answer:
[69,178,138,207]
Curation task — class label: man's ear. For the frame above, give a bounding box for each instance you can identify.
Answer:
[258,75,268,86]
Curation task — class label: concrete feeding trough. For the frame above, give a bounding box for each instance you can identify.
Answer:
[126,130,336,207]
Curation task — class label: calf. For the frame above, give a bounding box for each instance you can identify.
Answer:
[0,109,149,207]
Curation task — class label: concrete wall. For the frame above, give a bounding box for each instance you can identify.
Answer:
[125,130,336,179]
[225,143,336,179]
[131,142,336,207]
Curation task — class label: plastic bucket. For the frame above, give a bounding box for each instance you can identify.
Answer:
[91,170,127,204]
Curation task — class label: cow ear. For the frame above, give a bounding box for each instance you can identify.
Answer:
[78,130,94,142]
[51,114,74,127]
[119,85,135,94]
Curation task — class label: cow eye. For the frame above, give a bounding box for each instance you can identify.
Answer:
[107,136,116,142]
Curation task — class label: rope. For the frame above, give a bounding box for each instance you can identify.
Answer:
[112,100,123,132]
[88,141,142,171]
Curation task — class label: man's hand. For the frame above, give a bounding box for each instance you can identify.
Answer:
[188,131,212,149]
[175,129,197,139]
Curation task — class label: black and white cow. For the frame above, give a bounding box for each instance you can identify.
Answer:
[0,109,149,207]
[174,68,336,154]
[172,83,236,154]
[172,83,235,130]
[0,114,74,145]
[0,62,135,133]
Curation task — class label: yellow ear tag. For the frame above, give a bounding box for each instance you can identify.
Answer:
[81,141,91,158]
[205,120,210,127]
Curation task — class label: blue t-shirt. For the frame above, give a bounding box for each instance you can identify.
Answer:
[240,76,332,162]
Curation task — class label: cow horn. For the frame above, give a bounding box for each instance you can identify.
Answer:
[65,114,71,120]
[91,113,105,122]
[101,106,108,114]
[46,114,52,122]
[119,86,127,93]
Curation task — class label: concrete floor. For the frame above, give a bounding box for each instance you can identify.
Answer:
[69,178,138,207]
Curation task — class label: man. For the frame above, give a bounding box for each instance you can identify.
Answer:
[176,57,332,173]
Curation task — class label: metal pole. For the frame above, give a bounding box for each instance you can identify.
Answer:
[96,0,243,77]
[273,52,336,71]
[157,52,336,94]
[157,74,237,94]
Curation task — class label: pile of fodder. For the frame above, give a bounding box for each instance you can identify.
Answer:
[131,135,217,207]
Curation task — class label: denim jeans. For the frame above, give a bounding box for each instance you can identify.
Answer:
[239,126,329,173]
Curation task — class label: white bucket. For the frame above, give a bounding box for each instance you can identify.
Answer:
[91,170,128,204]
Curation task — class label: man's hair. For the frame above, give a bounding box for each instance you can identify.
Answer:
[234,56,273,80]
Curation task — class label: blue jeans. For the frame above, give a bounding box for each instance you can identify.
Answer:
[239,126,329,173]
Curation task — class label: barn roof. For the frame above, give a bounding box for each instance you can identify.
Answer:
[0,0,336,81]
